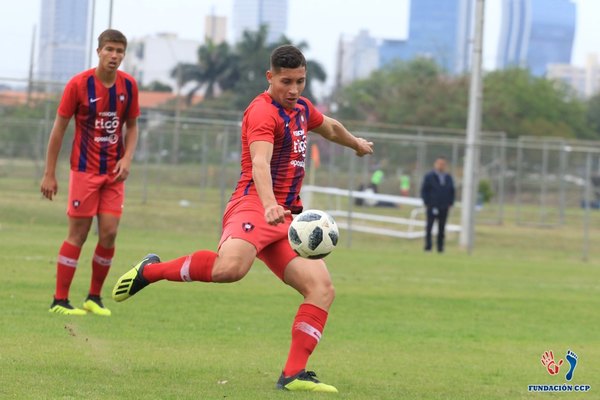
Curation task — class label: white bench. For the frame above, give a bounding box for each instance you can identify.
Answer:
[301,185,461,239]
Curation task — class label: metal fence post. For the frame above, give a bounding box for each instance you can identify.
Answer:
[516,139,523,224]
[582,152,592,261]
[539,141,549,225]
[347,148,356,248]
[497,135,506,225]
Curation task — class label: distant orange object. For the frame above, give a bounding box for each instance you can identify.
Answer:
[311,144,321,169]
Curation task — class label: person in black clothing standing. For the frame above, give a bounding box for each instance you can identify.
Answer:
[420,157,455,252]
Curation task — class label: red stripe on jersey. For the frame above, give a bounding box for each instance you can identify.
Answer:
[58,69,140,175]
[230,93,324,212]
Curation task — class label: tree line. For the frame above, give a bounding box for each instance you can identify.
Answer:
[179,31,600,140]
[172,25,326,110]
[335,58,600,140]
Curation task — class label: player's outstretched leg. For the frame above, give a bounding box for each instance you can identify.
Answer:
[112,254,160,302]
[565,350,578,381]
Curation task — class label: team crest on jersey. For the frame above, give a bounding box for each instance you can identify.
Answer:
[119,93,125,103]
[72,200,81,208]
[242,222,254,232]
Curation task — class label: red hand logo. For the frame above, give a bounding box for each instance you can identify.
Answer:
[541,350,563,375]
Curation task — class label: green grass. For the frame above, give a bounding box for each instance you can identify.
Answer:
[1,175,600,399]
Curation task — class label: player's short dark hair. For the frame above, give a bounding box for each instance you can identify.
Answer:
[97,29,127,50]
[270,45,306,72]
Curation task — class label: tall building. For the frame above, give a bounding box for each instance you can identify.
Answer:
[232,0,288,44]
[547,54,600,98]
[37,0,90,85]
[497,0,576,76]
[379,39,408,68]
[205,14,228,44]
[122,33,201,91]
[403,0,473,74]
[336,31,380,87]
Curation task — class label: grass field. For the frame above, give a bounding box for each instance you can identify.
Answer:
[1,174,600,399]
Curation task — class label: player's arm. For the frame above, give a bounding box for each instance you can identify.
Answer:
[250,140,291,225]
[113,118,139,182]
[40,114,71,200]
[312,115,373,157]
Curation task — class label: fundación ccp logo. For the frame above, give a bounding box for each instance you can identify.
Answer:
[528,349,591,393]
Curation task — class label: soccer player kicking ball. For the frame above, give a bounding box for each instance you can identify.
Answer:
[41,29,140,316]
[113,45,373,392]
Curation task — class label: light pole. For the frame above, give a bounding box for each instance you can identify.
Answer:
[108,0,114,28]
[460,0,485,253]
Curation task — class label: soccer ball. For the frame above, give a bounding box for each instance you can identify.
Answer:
[288,209,339,259]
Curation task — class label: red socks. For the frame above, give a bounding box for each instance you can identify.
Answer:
[283,303,329,377]
[89,244,115,296]
[54,241,81,299]
[142,250,217,283]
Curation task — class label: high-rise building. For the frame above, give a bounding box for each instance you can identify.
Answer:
[547,54,600,98]
[37,0,90,85]
[205,14,228,44]
[379,39,408,68]
[403,0,473,74]
[335,31,380,87]
[497,0,576,76]
[232,0,288,44]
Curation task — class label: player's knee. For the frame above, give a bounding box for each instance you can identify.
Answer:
[68,231,89,247]
[212,257,250,282]
[321,282,336,307]
[99,228,118,246]
[305,280,335,309]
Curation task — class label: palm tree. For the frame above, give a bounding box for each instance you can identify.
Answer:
[172,40,237,105]
[232,26,328,107]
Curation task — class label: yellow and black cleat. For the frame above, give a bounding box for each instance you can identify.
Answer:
[276,370,338,393]
[49,298,87,316]
[83,295,111,316]
[112,254,160,302]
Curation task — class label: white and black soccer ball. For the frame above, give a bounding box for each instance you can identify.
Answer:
[288,209,339,259]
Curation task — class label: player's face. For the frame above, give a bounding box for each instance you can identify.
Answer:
[97,41,126,73]
[434,158,447,172]
[266,66,306,109]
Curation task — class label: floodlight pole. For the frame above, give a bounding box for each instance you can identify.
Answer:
[88,0,95,68]
[108,0,114,28]
[460,0,485,253]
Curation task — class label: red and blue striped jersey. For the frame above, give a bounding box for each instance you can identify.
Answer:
[58,68,140,175]
[230,92,324,213]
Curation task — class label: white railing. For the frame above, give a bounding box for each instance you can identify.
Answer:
[301,185,461,239]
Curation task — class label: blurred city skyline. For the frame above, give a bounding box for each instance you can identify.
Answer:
[1,0,598,92]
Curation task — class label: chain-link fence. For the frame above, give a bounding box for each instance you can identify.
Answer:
[2,93,600,258]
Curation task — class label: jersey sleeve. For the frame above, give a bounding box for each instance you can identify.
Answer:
[245,102,278,145]
[304,97,324,131]
[57,78,79,118]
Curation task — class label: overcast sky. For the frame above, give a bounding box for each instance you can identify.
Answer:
[1,0,598,90]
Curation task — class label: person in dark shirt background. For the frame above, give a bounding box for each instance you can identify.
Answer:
[420,157,455,252]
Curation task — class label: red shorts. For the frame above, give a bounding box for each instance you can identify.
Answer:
[219,195,297,281]
[67,170,124,217]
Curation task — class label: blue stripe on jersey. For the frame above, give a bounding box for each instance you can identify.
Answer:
[243,180,253,195]
[285,107,305,206]
[297,98,309,125]
[79,76,96,171]
[273,104,293,192]
[98,86,117,174]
